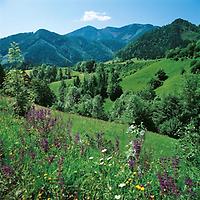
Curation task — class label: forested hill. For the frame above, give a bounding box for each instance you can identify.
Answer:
[117,18,200,60]
[0,24,155,66]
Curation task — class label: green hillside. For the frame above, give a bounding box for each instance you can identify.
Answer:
[0,96,178,156]
[121,59,192,96]
[50,71,84,96]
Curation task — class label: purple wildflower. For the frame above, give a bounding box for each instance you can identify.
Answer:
[133,140,142,160]
[185,178,193,187]
[172,157,179,169]
[40,138,49,153]
[157,172,179,196]
[1,165,12,177]
[67,119,73,141]
[47,155,55,164]
[74,133,80,145]
[128,157,135,171]
[26,107,57,134]
[29,151,36,160]
[57,157,65,187]
[54,139,61,149]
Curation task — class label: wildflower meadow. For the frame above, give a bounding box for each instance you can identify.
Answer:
[0,97,199,199]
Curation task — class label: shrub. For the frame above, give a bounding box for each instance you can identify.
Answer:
[123,95,155,131]
[158,117,182,138]
[180,124,200,167]
[31,79,56,107]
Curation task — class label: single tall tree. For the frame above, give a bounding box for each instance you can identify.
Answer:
[8,42,24,69]
[107,68,123,101]
[59,79,67,104]
[0,64,5,88]
[96,64,108,99]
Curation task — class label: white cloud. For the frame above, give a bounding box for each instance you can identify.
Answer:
[81,11,111,22]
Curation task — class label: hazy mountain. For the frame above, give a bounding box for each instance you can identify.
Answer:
[67,24,155,43]
[0,24,155,66]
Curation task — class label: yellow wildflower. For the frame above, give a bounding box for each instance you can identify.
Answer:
[135,185,141,190]
[140,186,145,191]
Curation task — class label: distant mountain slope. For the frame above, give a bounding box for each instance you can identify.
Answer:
[0,24,155,66]
[117,19,200,60]
[67,24,155,43]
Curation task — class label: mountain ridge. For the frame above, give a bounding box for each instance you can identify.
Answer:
[0,23,156,66]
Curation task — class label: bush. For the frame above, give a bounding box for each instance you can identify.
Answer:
[190,61,200,74]
[180,124,200,167]
[31,79,56,107]
[159,117,182,138]
[123,95,155,131]
[149,78,162,89]
[153,95,183,137]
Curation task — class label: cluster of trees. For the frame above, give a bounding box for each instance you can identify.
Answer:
[190,60,200,74]
[166,40,200,60]
[30,65,72,83]
[55,64,123,120]
[74,60,96,73]
[109,74,200,138]
[148,69,168,89]
[2,69,56,115]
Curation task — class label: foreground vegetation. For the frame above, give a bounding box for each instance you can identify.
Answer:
[0,97,199,199]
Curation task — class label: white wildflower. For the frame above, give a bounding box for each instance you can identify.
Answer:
[114,195,121,199]
[118,183,126,188]
[101,148,107,153]
[106,156,112,161]
[99,162,104,165]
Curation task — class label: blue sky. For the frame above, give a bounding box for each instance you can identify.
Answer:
[0,0,199,38]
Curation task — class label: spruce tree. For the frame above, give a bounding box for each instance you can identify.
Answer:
[107,68,123,101]
[59,79,67,104]
[0,64,5,88]
[96,64,108,99]
[73,76,81,88]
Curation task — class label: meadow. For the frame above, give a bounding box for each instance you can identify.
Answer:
[121,59,192,97]
[0,96,199,199]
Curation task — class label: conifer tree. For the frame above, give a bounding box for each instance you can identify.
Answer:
[107,68,123,101]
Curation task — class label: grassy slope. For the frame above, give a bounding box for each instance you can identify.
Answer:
[50,71,84,96]
[121,59,191,97]
[0,96,178,158]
